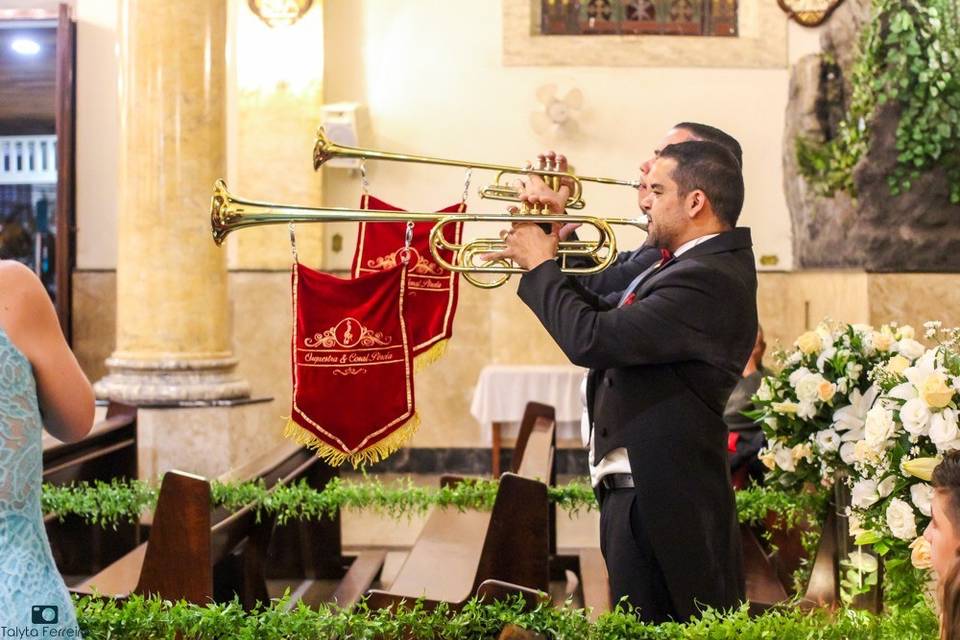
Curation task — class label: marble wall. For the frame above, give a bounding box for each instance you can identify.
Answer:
[76,268,960,453]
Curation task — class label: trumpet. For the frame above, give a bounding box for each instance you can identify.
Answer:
[210,179,649,289]
[312,128,640,211]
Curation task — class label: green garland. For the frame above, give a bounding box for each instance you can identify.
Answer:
[73,593,938,640]
[797,0,960,203]
[41,475,820,531]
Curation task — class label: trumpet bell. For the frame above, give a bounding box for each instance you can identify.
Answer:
[313,127,338,170]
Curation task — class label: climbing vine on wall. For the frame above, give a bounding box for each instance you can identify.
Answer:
[797,0,960,203]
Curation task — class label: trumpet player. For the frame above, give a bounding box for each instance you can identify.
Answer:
[490,136,757,623]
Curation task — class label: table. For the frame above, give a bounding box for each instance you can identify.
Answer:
[470,364,587,475]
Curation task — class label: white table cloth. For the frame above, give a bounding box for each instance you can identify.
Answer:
[470,364,587,441]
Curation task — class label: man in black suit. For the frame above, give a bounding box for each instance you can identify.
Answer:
[492,140,757,622]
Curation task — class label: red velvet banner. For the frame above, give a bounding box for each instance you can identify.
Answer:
[352,195,463,369]
[284,261,417,467]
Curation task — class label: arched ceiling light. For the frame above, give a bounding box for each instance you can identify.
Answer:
[10,38,41,56]
[247,0,314,28]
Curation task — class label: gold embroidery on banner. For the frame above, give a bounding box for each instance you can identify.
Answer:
[303,317,393,349]
[366,247,445,277]
[333,367,367,376]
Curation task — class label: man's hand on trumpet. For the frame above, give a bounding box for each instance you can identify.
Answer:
[516,151,582,241]
[485,223,559,271]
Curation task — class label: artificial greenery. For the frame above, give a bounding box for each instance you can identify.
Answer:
[41,475,822,531]
[797,0,960,203]
[73,593,939,640]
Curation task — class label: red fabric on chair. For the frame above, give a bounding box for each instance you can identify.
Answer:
[284,261,418,467]
[352,194,463,370]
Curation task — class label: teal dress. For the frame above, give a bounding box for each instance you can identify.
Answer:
[0,328,80,634]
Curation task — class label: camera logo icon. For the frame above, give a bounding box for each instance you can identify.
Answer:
[31,605,59,625]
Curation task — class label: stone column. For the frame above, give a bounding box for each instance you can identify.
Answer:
[95,0,249,403]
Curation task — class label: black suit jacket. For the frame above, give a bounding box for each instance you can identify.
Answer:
[517,227,758,619]
[568,244,662,302]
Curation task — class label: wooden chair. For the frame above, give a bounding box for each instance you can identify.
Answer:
[71,440,384,608]
[43,402,139,577]
[363,412,557,610]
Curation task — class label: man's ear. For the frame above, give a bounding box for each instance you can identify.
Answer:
[685,189,708,219]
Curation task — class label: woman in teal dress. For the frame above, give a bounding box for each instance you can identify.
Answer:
[0,260,95,634]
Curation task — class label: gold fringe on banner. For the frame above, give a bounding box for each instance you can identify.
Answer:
[282,414,421,468]
[413,339,448,373]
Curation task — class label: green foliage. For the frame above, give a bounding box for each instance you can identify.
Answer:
[73,594,940,640]
[797,0,960,203]
[42,474,816,531]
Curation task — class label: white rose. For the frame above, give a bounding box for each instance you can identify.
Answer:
[851,479,879,509]
[789,367,812,389]
[900,398,932,436]
[910,483,933,517]
[885,498,918,540]
[758,448,776,470]
[930,409,960,448]
[840,442,858,465]
[815,429,841,453]
[774,445,796,472]
[795,373,824,403]
[899,325,916,340]
[864,405,897,446]
[897,338,926,360]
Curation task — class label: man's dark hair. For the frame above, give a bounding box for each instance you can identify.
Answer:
[658,140,744,228]
[674,122,743,168]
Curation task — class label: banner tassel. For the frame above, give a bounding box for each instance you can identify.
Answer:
[282,415,421,468]
[413,339,448,373]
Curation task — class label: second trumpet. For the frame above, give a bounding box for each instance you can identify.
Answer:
[210,179,649,289]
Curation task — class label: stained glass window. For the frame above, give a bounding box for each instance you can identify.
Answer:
[540,0,737,37]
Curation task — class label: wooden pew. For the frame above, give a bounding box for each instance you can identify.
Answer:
[70,440,381,608]
[363,413,557,610]
[43,402,139,577]
[741,523,789,614]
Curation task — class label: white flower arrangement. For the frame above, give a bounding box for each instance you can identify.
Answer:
[843,324,960,571]
[753,322,908,490]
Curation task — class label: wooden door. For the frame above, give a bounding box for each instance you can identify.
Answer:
[54,3,75,340]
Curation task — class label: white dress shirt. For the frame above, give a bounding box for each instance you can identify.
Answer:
[584,233,720,487]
